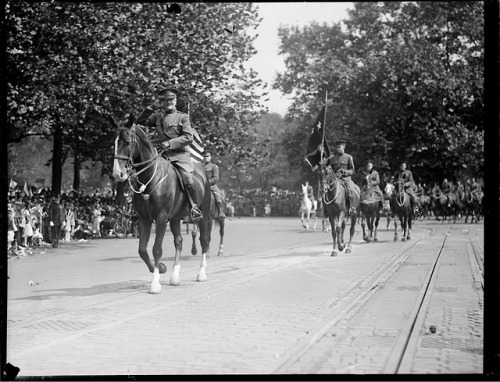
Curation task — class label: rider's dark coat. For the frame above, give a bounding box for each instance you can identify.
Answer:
[204,161,225,209]
[360,168,384,202]
[145,108,195,185]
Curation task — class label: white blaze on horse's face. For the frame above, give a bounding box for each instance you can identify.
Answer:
[113,135,129,182]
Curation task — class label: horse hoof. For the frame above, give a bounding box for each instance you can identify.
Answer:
[394,237,398,242]
[149,283,162,294]
[217,251,223,256]
[159,263,167,274]
[196,273,208,282]
[345,248,351,253]
[374,238,378,242]
[402,238,406,242]
[407,236,411,240]
[169,278,180,286]
[191,248,198,256]
[331,251,337,257]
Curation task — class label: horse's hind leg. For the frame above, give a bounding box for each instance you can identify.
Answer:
[361,215,368,242]
[373,212,380,242]
[217,217,225,256]
[191,223,198,255]
[196,216,211,282]
[169,219,183,286]
[345,216,356,253]
[149,216,169,294]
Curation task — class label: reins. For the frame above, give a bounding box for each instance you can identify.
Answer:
[322,171,342,205]
[115,124,169,199]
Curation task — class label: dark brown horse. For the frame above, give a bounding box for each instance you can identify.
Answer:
[321,168,360,256]
[391,179,412,241]
[191,190,226,256]
[359,189,382,243]
[112,115,212,294]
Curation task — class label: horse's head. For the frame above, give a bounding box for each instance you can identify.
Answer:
[395,179,405,195]
[321,167,339,194]
[301,184,307,196]
[113,114,138,182]
[384,183,394,196]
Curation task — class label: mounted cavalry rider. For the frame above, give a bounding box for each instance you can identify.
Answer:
[360,159,384,206]
[203,150,226,218]
[321,139,357,215]
[304,180,316,209]
[141,87,203,222]
[393,161,419,216]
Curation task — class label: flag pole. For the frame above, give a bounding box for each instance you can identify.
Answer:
[320,90,328,163]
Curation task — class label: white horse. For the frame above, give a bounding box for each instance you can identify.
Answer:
[299,184,317,230]
[384,182,395,230]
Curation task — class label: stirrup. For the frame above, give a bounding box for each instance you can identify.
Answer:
[349,207,356,215]
[191,205,203,222]
[219,211,226,218]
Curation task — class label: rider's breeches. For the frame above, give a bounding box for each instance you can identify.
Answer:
[343,179,357,202]
[405,189,419,207]
[211,185,224,207]
[168,152,195,185]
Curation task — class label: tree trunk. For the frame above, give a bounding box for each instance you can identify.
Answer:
[72,155,81,191]
[51,125,63,195]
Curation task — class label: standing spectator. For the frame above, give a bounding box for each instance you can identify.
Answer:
[15,202,26,249]
[42,199,52,244]
[92,202,103,238]
[23,202,34,247]
[48,195,63,248]
[64,203,76,242]
[7,207,16,256]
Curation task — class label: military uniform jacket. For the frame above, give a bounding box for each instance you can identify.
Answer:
[326,153,355,180]
[393,169,414,188]
[204,162,220,190]
[361,169,381,192]
[145,108,193,152]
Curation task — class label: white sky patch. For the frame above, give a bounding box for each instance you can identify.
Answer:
[246,2,353,116]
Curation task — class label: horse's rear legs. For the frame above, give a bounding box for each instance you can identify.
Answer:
[169,219,183,286]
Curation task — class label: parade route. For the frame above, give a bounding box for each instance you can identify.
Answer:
[7,217,483,376]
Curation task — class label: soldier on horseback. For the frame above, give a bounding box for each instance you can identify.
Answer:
[360,159,384,206]
[141,87,203,221]
[203,150,226,218]
[393,161,419,217]
[305,180,316,209]
[321,139,357,215]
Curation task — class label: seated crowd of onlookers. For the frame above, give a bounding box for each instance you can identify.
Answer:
[7,187,133,258]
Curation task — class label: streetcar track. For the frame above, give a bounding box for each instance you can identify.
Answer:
[271,227,435,374]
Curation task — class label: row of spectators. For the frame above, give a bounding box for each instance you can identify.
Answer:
[7,187,132,257]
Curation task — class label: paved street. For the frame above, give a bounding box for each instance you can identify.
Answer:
[7,217,483,376]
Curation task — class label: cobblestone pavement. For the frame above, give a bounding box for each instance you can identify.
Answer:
[6,218,483,377]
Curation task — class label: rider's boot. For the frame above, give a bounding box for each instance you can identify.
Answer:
[348,191,356,216]
[186,183,203,222]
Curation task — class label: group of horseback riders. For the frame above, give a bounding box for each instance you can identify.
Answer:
[134,86,225,222]
[305,139,483,220]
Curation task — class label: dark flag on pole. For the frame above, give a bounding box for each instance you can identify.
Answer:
[305,106,330,171]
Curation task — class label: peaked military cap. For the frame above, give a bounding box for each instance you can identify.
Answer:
[366,159,374,165]
[204,150,212,155]
[334,139,347,146]
[158,87,179,99]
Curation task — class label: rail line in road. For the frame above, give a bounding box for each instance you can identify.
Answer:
[272,226,483,374]
[271,227,435,374]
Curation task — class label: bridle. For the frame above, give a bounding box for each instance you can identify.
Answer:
[114,124,161,195]
[395,179,407,207]
[322,169,342,205]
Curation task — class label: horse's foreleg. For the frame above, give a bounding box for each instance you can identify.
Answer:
[393,215,399,241]
[169,219,183,286]
[217,217,225,256]
[150,216,168,294]
[374,213,380,242]
[137,219,156,273]
[361,215,368,242]
[337,214,345,252]
[329,216,338,257]
[191,223,198,256]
